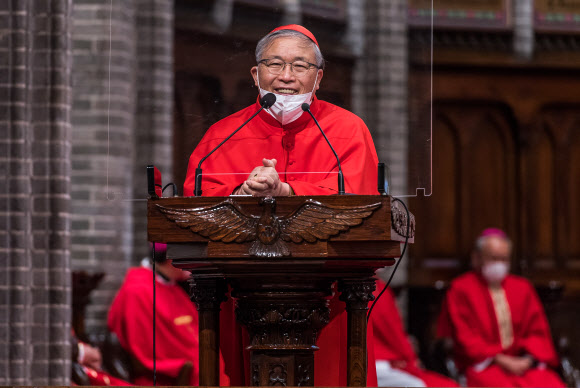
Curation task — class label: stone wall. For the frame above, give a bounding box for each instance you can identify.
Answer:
[70,0,173,331]
[0,0,72,384]
[70,0,137,331]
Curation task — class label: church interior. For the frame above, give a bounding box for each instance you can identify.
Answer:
[2,0,580,385]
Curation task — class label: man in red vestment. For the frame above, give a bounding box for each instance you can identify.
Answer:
[370,280,459,387]
[437,228,565,387]
[183,25,380,386]
[107,243,230,386]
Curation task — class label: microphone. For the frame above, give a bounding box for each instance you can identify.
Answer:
[301,103,345,195]
[193,93,276,196]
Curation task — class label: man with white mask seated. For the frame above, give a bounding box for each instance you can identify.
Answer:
[437,228,565,387]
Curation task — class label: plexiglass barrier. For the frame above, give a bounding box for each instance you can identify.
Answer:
[104,1,433,199]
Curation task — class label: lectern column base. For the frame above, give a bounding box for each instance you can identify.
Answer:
[250,350,315,386]
[235,290,331,386]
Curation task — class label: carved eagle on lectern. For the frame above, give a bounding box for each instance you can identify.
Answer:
[156,197,381,258]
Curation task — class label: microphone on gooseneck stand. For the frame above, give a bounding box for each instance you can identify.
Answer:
[193,93,277,196]
[301,103,345,195]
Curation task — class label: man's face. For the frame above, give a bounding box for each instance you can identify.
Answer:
[251,36,323,96]
[472,236,512,270]
[163,260,191,282]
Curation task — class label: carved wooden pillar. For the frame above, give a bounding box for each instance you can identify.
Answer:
[189,277,228,386]
[71,271,105,342]
[339,278,376,387]
[236,291,331,386]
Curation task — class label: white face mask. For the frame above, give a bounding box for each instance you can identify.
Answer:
[482,261,509,285]
[258,69,318,125]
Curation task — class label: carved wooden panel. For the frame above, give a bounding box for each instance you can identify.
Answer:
[410,103,517,282]
[408,36,580,373]
[567,128,580,264]
[518,106,580,281]
[409,66,580,286]
[410,114,460,281]
[545,107,580,271]
[520,125,556,271]
[460,106,516,245]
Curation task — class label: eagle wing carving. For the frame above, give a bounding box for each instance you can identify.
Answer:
[279,200,381,243]
[156,199,257,243]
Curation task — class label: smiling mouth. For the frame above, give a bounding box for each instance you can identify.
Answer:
[276,88,298,95]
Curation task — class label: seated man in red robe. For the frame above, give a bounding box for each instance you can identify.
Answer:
[437,228,565,387]
[183,24,379,386]
[107,243,230,386]
[370,279,459,387]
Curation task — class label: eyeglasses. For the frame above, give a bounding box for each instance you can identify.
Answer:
[258,59,319,76]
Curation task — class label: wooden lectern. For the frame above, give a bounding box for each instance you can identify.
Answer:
[147,194,414,386]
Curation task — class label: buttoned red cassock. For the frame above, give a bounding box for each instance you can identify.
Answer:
[184,96,380,386]
[184,96,379,197]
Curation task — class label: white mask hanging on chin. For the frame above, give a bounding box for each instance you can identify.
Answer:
[258,69,318,125]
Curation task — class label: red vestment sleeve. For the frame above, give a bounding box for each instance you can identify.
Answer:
[507,280,559,367]
[440,279,504,366]
[83,366,133,386]
[314,286,378,386]
[370,281,417,364]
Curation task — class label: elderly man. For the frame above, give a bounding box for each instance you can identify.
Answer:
[183,25,380,386]
[183,24,378,197]
[437,228,565,387]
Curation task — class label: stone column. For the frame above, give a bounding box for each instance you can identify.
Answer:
[352,0,409,286]
[71,0,174,331]
[132,0,175,263]
[0,0,72,384]
[513,0,534,59]
[70,0,137,331]
[354,0,408,198]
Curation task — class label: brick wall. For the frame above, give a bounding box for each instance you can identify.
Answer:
[70,0,137,331]
[352,0,409,286]
[0,0,72,384]
[132,0,174,263]
[70,0,174,331]
[513,0,533,58]
[354,0,408,199]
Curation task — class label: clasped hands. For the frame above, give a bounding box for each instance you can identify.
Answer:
[234,158,292,197]
[493,353,534,376]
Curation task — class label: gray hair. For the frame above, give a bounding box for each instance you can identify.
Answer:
[474,234,513,253]
[255,29,325,69]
